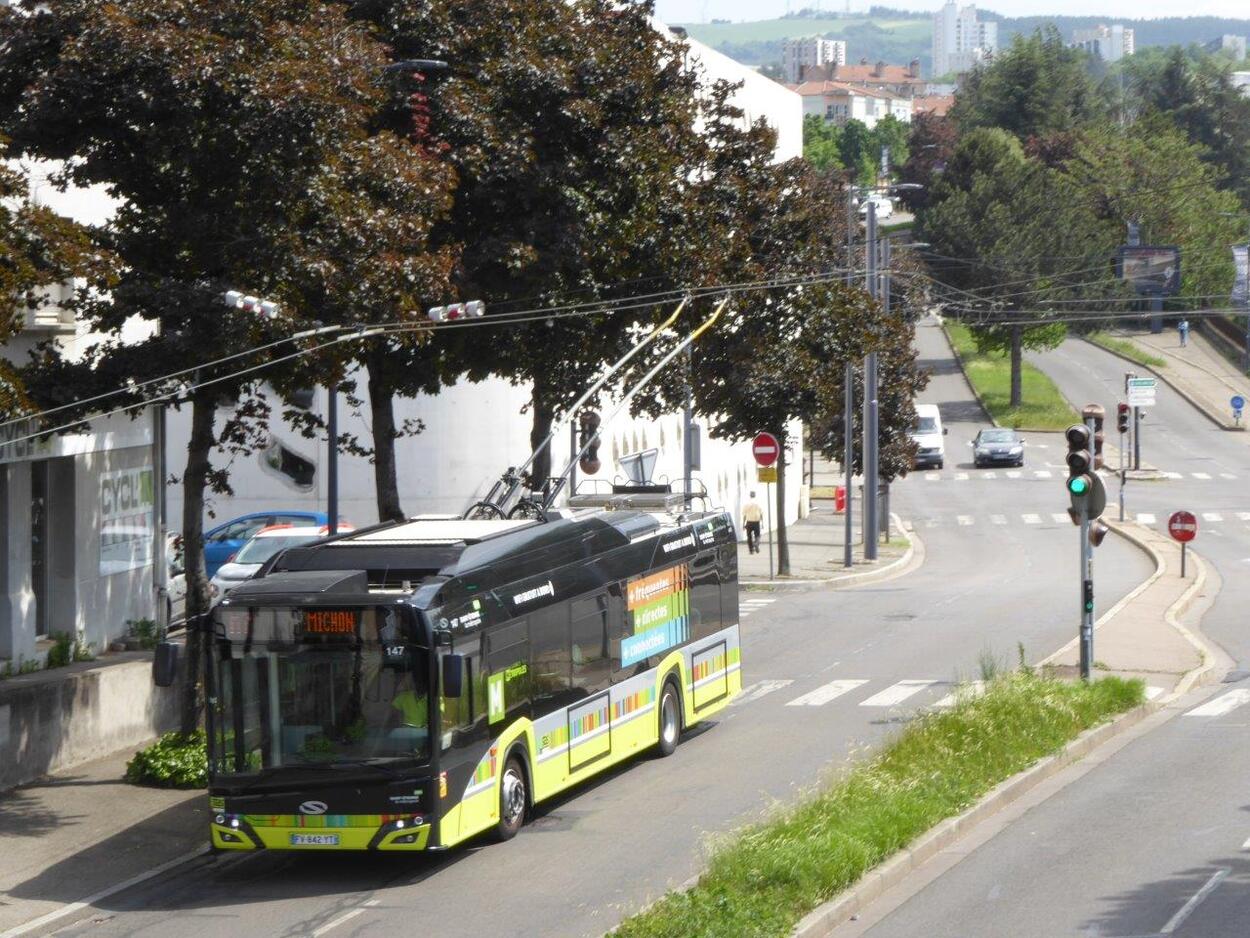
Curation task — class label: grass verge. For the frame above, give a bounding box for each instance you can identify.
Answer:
[613,672,1143,938]
[945,322,1079,430]
[1086,332,1167,369]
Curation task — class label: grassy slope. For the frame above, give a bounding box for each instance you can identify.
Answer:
[1086,332,1168,370]
[615,673,1143,938]
[946,321,1079,431]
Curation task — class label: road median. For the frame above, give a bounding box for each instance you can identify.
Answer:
[610,673,1143,938]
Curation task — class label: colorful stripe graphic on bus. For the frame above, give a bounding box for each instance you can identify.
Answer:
[244,813,407,828]
[612,686,656,721]
[621,564,690,667]
[570,701,610,740]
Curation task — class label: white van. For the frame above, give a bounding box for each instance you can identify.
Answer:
[911,404,947,469]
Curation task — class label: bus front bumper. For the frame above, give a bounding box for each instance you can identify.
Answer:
[211,816,432,851]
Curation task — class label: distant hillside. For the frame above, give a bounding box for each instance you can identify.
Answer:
[679,12,1250,76]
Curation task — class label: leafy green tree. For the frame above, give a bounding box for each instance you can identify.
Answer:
[872,114,910,178]
[951,27,1103,141]
[803,114,844,172]
[0,0,406,732]
[837,119,878,183]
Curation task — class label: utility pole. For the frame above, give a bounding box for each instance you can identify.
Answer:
[844,361,854,569]
[863,200,880,560]
[327,385,338,536]
[683,345,694,498]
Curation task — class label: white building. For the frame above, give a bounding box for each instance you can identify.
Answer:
[1206,34,1247,61]
[931,2,998,77]
[794,80,913,129]
[782,37,847,85]
[1234,72,1250,97]
[1072,24,1135,63]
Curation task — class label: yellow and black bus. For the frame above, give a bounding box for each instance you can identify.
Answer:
[177,496,741,852]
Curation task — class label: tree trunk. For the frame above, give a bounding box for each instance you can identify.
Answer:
[775,442,790,576]
[528,388,557,493]
[179,392,216,736]
[1009,324,1023,409]
[366,353,404,522]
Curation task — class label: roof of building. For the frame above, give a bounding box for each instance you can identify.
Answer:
[791,80,900,101]
[912,94,955,116]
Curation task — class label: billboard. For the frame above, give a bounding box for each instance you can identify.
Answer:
[1116,246,1181,296]
[1233,245,1249,309]
[99,466,155,575]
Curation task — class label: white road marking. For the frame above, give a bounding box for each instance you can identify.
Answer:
[1185,689,1250,717]
[1192,472,1212,480]
[312,899,381,938]
[786,679,869,707]
[926,472,941,481]
[1033,443,1050,449]
[1051,513,1070,524]
[990,514,1007,525]
[1033,470,1052,479]
[982,471,997,479]
[1160,868,1228,934]
[957,515,975,526]
[860,680,939,707]
[954,472,969,481]
[1242,835,1250,850]
[1237,512,1250,521]
[1145,686,1165,701]
[1220,472,1237,480]
[1006,470,1022,479]
[932,681,986,708]
[733,679,794,705]
[1137,513,1157,525]
[1022,513,1042,524]
[1202,512,1224,522]
[1163,471,1184,479]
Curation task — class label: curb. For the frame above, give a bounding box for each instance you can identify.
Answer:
[1081,337,1242,432]
[741,513,922,591]
[791,517,1220,938]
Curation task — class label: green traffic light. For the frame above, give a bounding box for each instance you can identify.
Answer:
[1068,476,1089,495]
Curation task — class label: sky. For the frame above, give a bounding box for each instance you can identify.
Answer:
[655,0,1250,22]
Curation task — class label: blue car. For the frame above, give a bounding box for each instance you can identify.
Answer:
[203,511,329,579]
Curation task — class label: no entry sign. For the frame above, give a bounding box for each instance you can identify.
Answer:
[1168,510,1198,543]
[752,432,780,468]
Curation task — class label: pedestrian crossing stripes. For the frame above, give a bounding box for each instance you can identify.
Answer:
[1022,513,1042,524]
[932,681,986,708]
[1033,470,1052,479]
[740,597,775,620]
[859,680,939,707]
[1203,512,1224,522]
[1136,513,1157,525]
[1050,512,1070,524]
[990,514,1007,525]
[1185,688,1250,718]
[786,679,869,707]
[1192,472,1212,480]
[732,680,793,706]
[1006,470,1021,479]
[957,515,974,526]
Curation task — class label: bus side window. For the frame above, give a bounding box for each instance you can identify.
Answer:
[487,619,530,720]
[570,594,610,696]
[690,550,721,640]
[530,603,572,711]
[440,639,481,749]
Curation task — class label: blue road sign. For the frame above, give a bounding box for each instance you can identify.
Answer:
[1232,395,1245,411]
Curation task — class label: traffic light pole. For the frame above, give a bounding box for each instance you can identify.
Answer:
[1080,506,1094,682]
[863,200,879,561]
[843,360,854,569]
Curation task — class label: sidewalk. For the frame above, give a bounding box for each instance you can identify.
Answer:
[1095,329,1250,431]
[1040,519,1224,699]
[0,747,207,935]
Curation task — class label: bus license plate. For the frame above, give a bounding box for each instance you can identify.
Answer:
[290,833,339,846]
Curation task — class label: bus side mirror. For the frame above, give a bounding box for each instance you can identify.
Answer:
[442,653,464,698]
[153,641,180,687]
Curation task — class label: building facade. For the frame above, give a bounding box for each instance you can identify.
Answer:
[1072,24,1135,63]
[932,2,998,77]
[793,80,913,129]
[1206,34,1247,61]
[782,37,847,85]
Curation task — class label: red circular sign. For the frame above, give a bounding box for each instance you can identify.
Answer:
[1168,511,1198,543]
[752,432,780,467]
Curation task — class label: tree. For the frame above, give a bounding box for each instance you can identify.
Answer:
[897,111,958,211]
[803,114,844,172]
[0,0,406,732]
[837,119,879,183]
[951,28,1103,141]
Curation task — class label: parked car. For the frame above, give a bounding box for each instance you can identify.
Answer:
[203,511,330,579]
[210,524,353,599]
[910,403,947,469]
[970,428,1026,468]
[858,194,893,220]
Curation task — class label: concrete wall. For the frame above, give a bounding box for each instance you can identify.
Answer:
[0,463,35,662]
[0,655,179,791]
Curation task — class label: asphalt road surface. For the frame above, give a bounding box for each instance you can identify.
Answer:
[845,335,1250,938]
[27,323,1154,938]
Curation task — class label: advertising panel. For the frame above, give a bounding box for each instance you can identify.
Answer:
[1116,246,1181,296]
[99,466,155,575]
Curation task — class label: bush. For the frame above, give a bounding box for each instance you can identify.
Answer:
[125,731,208,788]
[127,618,159,650]
[46,633,74,669]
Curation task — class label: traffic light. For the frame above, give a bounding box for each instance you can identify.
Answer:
[578,411,602,475]
[1082,404,1105,470]
[1066,423,1094,520]
[1116,402,1130,435]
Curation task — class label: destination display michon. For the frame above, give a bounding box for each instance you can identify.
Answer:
[158,498,742,852]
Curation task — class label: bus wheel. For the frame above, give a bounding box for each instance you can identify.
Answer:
[496,756,527,841]
[657,679,682,757]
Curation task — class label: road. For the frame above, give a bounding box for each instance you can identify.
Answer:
[22,323,1154,938]
[843,336,1250,938]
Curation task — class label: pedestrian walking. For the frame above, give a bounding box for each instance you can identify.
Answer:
[742,492,763,554]
[1178,318,1190,347]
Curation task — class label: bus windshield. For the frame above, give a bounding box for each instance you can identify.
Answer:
[209,606,430,779]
